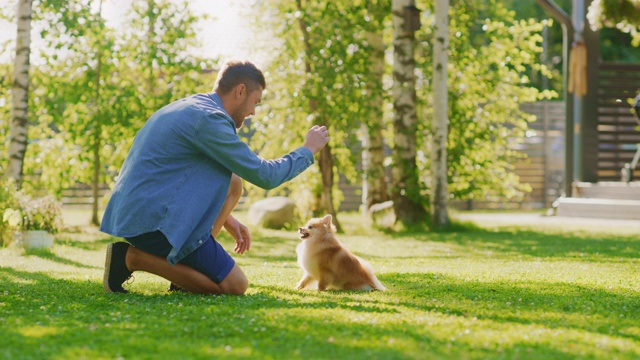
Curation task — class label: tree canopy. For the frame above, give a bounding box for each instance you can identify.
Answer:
[243,0,555,220]
[1,0,562,227]
[588,0,640,45]
[1,0,215,215]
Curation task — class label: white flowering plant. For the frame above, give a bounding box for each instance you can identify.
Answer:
[3,193,63,234]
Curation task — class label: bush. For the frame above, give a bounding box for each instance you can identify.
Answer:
[3,192,63,235]
[0,178,19,246]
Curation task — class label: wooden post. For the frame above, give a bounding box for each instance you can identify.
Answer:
[543,102,550,207]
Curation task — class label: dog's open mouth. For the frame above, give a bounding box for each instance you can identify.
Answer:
[299,229,310,239]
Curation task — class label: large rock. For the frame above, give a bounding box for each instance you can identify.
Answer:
[369,200,396,228]
[248,196,296,229]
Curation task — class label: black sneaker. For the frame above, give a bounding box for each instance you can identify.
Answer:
[103,242,133,293]
[168,283,187,292]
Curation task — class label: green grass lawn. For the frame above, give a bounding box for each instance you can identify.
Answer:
[1,210,639,359]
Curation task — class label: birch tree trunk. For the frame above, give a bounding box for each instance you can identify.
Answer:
[431,0,450,228]
[7,0,33,186]
[391,0,427,225]
[361,31,388,212]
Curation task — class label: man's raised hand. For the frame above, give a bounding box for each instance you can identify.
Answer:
[304,125,329,155]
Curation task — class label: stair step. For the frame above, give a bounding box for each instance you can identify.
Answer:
[556,197,640,220]
[574,181,640,200]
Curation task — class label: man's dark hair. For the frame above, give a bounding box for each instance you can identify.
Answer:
[214,60,266,94]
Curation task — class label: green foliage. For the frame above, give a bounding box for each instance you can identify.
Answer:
[415,0,556,203]
[501,0,570,94]
[504,0,640,89]
[1,211,640,358]
[1,0,568,223]
[245,0,389,214]
[9,0,216,197]
[123,0,216,121]
[250,0,556,215]
[100,0,217,184]
[0,177,19,246]
[0,63,11,174]
[588,0,640,46]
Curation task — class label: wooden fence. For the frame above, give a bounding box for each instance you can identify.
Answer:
[596,62,640,181]
[452,101,566,210]
[62,102,567,211]
[61,184,110,206]
[335,101,567,211]
[514,101,566,208]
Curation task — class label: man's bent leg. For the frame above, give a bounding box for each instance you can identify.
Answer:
[217,264,248,295]
[167,173,244,293]
[125,246,248,295]
[211,173,244,237]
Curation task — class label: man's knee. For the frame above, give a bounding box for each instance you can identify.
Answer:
[219,264,248,295]
[229,276,248,295]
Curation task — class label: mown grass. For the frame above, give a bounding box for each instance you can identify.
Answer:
[1,211,639,359]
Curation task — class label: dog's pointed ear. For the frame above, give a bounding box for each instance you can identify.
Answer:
[322,214,332,226]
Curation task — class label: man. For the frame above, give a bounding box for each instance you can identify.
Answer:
[100,60,329,295]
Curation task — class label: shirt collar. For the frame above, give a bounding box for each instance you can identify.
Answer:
[208,92,236,132]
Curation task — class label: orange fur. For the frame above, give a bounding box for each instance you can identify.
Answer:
[295,214,385,291]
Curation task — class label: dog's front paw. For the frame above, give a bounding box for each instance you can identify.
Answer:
[295,282,306,290]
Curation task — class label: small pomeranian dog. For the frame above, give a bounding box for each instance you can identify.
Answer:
[295,214,385,291]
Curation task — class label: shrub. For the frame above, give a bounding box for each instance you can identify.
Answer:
[0,178,19,246]
[3,191,63,236]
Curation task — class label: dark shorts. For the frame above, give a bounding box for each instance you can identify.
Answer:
[125,231,235,284]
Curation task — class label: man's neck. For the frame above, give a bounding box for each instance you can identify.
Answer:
[215,90,235,115]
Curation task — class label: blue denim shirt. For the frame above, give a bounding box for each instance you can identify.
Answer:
[100,92,314,264]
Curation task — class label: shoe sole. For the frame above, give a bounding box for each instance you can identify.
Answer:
[103,243,115,293]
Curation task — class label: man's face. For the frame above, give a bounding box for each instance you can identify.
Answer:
[231,87,263,129]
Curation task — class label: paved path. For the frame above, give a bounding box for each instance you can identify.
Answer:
[453,212,640,235]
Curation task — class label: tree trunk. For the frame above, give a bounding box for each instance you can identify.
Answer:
[146,0,156,96]
[7,0,33,186]
[431,0,450,229]
[391,0,427,225]
[91,128,102,226]
[296,0,342,231]
[362,31,388,213]
[91,2,103,226]
[91,0,105,226]
[318,143,341,231]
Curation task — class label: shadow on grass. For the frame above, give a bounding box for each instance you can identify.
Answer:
[248,284,399,314]
[386,222,640,261]
[22,247,102,270]
[4,215,638,358]
[56,236,113,251]
[378,271,640,342]
[1,267,638,359]
[0,267,422,359]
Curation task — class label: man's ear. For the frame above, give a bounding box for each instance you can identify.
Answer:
[233,83,246,99]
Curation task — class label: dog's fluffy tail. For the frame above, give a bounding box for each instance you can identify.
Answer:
[358,256,386,291]
[371,276,386,291]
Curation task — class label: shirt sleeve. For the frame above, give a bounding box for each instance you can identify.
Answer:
[193,112,314,189]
